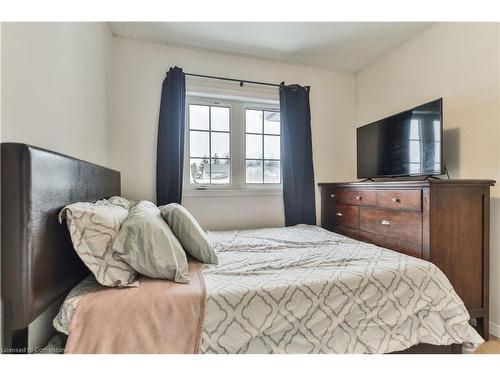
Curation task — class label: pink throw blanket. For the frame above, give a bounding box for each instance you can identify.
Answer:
[65,261,205,354]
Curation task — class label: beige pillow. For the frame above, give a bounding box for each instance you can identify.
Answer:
[59,200,138,287]
[107,196,136,210]
[113,201,190,283]
[159,203,218,264]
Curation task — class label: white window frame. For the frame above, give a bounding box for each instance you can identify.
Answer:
[183,95,282,197]
[186,100,233,186]
[244,105,282,185]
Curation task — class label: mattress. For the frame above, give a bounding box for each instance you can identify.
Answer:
[54,224,483,353]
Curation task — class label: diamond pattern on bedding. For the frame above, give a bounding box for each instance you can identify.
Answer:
[202,225,482,353]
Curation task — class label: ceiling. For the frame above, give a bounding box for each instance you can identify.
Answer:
[109,22,432,74]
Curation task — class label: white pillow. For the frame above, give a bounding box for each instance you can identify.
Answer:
[59,200,138,287]
[107,196,136,210]
[113,201,190,283]
[159,203,218,264]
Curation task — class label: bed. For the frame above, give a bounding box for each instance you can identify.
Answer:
[1,143,481,354]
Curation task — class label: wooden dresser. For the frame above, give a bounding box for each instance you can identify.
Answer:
[319,179,495,339]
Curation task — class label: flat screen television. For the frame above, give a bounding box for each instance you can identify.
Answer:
[357,98,443,179]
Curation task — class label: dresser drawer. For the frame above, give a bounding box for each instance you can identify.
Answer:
[359,207,422,244]
[332,225,359,240]
[359,230,422,258]
[376,189,422,211]
[329,203,359,229]
[329,188,376,206]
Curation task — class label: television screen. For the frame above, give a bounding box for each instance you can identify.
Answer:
[357,99,443,179]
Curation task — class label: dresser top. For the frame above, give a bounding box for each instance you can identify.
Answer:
[318,179,496,189]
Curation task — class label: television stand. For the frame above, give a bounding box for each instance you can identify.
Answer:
[318,179,495,340]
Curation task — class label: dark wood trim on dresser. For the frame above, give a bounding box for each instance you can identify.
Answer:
[319,179,495,340]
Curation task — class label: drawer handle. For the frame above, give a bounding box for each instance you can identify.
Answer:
[330,194,336,198]
[392,197,400,203]
[381,220,390,226]
[356,195,362,200]
[336,212,343,217]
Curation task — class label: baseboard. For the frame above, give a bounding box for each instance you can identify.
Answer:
[490,321,500,338]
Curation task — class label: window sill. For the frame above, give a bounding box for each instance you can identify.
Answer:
[182,188,283,198]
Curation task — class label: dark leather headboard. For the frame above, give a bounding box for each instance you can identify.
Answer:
[1,143,120,352]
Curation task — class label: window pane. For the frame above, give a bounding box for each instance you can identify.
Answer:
[264,111,280,134]
[246,160,263,183]
[246,134,262,159]
[264,161,281,184]
[189,105,209,130]
[211,132,230,159]
[264,135,280,159]
[190,158,210,184]
[246,109,262,133]
[211,106,230,131]
[210,159,230,184]
[190,131,209,158]
[264,161,280,183]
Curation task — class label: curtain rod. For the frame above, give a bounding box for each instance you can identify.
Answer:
[185,72,281,88]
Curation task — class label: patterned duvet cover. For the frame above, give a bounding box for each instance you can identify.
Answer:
[55,225,483,353]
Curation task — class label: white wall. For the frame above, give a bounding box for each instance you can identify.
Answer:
[355,22,500,336]
[1,22,112,166]
[109,38,356,230]
[1,22,112,349]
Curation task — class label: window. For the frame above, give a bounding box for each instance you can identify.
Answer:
[188,104,231,185]
[185,96,281,191]
[245,109,281,184]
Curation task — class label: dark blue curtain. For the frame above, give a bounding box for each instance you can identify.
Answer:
[156,66,186,205]
[279,83,316,226]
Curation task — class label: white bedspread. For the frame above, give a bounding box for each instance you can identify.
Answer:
[202,225,483,353]
[55,224,483,353]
